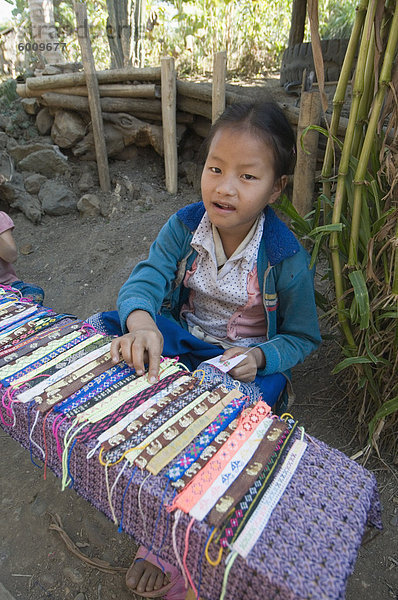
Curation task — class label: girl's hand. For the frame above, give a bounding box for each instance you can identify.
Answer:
[110,311,163,383]
[220,346,265,383]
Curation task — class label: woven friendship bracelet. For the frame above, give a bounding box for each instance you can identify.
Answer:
[232,438,307,558]
[170,419,238,491]
[103,380,218,464]
[0,314,74,353]
[189,417,274,522]
[77,359,182,425]
[16,336,111,403]
[100,376,197,452]
[135,384,234,471]
[78,369,186,443]
[62,364,137,417]
[166,394,247,484]
[3,333,101,387]
[171,401,271,514]
[207,420,288,528]
[145,389,245,476]
[35,345,116,413]
[0,329,86,381]
[97,374,194,447]
[0,304,39,330]
[217,420,297,548]
[0,319,82,366]
[0,308,51,340]
[0,302,34,324]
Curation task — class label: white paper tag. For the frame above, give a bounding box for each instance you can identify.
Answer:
[203,353,247,373]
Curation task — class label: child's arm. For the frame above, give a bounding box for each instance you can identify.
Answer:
[110,310,163,383]
[0,229,18,263]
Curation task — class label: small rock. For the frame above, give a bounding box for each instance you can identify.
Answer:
[40,573,56,587]
[24,173,47,194]
[77,193,101,217]
[0,132,8,150]
[30,495,47,516]
[8,141,53,163]
[63,567,84,585]
[0,115,7,131]
[77,171,96,192]
[51,110,86,149]
[390,514,398,526]
[21,98,41,115]
[39,180,77,216]
[36,108,54,136]
[19,148,70,178]
[19,243,34,255]
[0,181,42,223]
[74,593,85,600]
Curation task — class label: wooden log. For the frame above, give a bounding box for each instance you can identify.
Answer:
[161,57,178,194]
[177,96,212,120]
[25,66,162,91]
[176,79,248,106]
[74,1,110,192]
[18,83,160,98]
[212,51,227,122]
[39,92,162,115]
[292,90,322,216]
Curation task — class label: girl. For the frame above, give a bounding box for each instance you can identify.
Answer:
[92,100,321,598]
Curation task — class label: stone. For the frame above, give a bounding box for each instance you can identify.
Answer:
[77,171,96,192]
[51,110,86,149]
[24,173,47,194]
[0,181,42,223]
[39,180,77,215]
[77,193,101,217]
[63,567,84,585]
[8,141,55,163]
[21,97,40,115]
[19,148,70,177]
[0,131,8,150]
[74,594,85,600]
[0,115,7,131]
[36,108,54,136]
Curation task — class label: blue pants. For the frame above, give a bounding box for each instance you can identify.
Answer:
[88,311,286,407]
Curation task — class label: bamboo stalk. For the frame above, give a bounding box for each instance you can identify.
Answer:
[321,0,368,203]
[328,0,378,349]
[17,82,159,98]
[348,0,398,266]
[25,66,161,90]
[351,27,375,160]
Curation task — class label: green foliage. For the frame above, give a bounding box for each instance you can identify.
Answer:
[318,0,357,39]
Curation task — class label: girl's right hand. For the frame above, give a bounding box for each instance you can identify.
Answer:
[110,311,164,383]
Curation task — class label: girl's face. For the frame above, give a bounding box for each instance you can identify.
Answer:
[201,127,285,247]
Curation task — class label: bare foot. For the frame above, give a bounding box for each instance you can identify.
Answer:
[126,558,169,594]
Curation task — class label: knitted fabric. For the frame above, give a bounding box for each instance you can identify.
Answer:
[2,401,382,600]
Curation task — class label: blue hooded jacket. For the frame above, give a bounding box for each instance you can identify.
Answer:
[117,202,321,377]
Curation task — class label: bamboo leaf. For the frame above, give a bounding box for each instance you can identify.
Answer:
[369,395,398,438]
[332,356,376,374]
[308,223,344,237]
[348,270,370,329]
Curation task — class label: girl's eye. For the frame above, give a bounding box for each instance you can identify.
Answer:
[242,174,255,180]
[210,167,221,173]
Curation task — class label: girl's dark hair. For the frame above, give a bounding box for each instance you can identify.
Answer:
[204,100,297,179]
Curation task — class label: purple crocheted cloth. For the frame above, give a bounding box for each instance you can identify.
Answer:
[2,402,382,600]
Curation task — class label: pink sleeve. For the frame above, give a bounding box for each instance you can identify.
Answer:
[0,212,15,235]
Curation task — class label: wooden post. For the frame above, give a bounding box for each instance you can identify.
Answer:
[161,57,178,194]
[74,1,111,193]
[212,51,227,123]
[292,89,322,217]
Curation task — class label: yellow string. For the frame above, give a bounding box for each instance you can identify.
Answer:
[280,412,294,421]
[98,441,150,467]
[205,528,223,567]
[192,368,205,385]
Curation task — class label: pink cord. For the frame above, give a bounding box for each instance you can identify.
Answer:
[182,518,198,597]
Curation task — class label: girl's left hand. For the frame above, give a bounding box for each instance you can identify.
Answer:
[220,346,265,382]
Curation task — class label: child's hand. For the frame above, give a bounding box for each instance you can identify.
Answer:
[220,346,265,382]
[110,311,163,383]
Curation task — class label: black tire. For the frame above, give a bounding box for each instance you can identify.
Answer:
[280,39,351,86]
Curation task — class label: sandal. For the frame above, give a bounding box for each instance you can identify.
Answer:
[126,545,187,600]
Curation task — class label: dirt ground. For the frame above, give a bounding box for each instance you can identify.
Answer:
[0,100,398,600]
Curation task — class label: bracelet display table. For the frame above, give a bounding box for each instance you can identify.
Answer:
[2,398,382,600]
